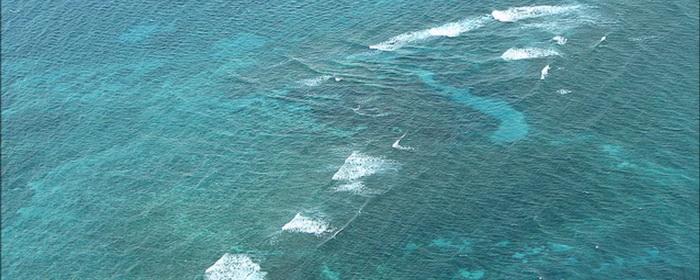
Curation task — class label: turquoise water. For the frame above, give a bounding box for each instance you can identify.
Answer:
[2,0,698,279]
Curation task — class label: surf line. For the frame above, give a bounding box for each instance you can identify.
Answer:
[368,15,492,51]
[416,69,528,143]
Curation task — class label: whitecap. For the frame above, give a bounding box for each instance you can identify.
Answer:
[369,16,490,51]
[557,89,572,95]
[392,133,414,151]
[552,35,568,45]
[299,75,332,87]
[540,64,551,80]
[332,151,394,181]
[491,5,580,23]
[282,213,330,235]
[501,48,559,61]
[333,181,366,194]
[205,254,266,280]
[592,34,608,48]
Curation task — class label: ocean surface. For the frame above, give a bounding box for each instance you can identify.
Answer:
[2,0,699,279]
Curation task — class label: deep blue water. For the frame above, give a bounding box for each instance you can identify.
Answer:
[2,0,699,279]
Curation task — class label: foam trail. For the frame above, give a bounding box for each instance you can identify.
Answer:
[332,151,394,181]
[333,181,365,194]
[417,70,528,142]
[282,213,331,236]
[205,254,266,280]
[392,133,414,151]
[540,64,551,80]
[369,16,490,51]
[552,35,567,45]
[299,75,332,87]
[501,48,559,61]
[491,5,580,22]
[557,89,572,95]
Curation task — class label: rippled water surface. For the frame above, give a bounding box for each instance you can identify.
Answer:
[2,0,699,279]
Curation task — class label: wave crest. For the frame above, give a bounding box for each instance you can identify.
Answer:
[540,64,551,80]
[552,35,568,45]
[491,5,580,22]
[332,151,395,181]
[369,16,490,51]
[333,181,366,194]
[299,75,332,87]
[501,48,559,61]
[205,254,266,280]
[282,213,331,235]
[392,133,414,151]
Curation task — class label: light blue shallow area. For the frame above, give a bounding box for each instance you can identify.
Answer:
[416,69,528,143]
[2,0,698,279]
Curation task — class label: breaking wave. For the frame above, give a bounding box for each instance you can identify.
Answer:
[540,64,551,80]
[205,254,266,280]
[282,213,331,235]
[501,48,560,61]
[557,89,572,95]
[392,133,414,151]
[369,16,490,51]
[552,35,568,45]
[491,5,580,22]
[333,181,366,194]
[332,151,395,181]
[299,75,332,87]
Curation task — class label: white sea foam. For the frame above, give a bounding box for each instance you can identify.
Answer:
[491,5,580,22]
[300,75,332,87]
[369,16,490,51]
[392,133,414,151]
[557,89,572,95]
[540,64,551,80]
[592,35,608,48]
[552,35,568,45]
[205,254,266,280]
[282,213,330,235]
[332,151,394,181]
[333,181,365,194]
[501,48,559,61]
